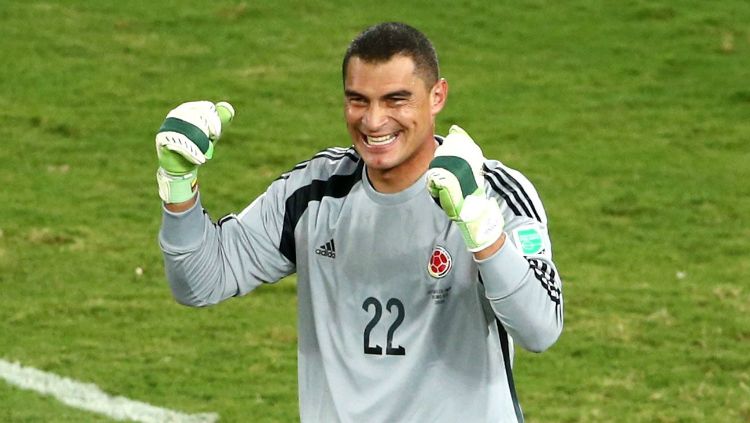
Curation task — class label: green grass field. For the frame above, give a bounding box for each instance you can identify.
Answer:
[1,1,749,422]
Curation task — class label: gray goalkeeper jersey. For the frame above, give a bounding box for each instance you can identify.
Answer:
[160,142,563,423]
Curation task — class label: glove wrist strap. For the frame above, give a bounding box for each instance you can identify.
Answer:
[156,167,198,204]
[458,199,504,252]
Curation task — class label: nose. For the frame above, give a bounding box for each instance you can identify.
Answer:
[362,103,388,132]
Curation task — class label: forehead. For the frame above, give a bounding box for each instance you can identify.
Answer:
[344,55,428,96]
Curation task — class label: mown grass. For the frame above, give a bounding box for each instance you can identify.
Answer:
[1,1,749,422]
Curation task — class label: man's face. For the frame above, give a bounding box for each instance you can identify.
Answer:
[344,55,446,189]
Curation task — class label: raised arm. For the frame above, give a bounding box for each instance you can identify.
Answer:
[154,101,294,306]
[426,126,563,352]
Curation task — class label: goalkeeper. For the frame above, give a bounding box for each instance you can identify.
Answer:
[157,22,563,423]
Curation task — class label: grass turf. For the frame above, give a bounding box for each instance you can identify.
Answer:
[1,1,749,421]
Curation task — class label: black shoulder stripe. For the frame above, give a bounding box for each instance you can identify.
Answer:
[283,151,352,177]
[485,174,524,217]
[314,151,360,163]
[279,160,364,263]
[484,166,542,222]
[497,167,542,222]
[277,149,359,181]
[486,166,542,222]
[484,168,536,221]
[310,147,356,162]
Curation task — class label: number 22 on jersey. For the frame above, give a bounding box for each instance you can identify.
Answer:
[362,297,406,356]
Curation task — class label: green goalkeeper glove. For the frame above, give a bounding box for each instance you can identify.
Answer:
[426,125,504,252]
[155,101,234,203]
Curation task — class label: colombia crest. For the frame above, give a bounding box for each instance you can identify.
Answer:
[428,246,452,278]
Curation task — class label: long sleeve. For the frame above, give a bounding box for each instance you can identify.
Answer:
[478,159,564,352]
[477,238,563,352]
[158,147,362,308]
[159,188,295,307]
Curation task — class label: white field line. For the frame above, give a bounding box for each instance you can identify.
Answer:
[0,359,219,423]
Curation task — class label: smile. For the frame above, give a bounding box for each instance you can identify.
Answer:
[364,132,398,146]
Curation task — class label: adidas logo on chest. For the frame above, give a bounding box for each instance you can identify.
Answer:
[315,238,336,258]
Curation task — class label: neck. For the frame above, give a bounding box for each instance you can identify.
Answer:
[368,136,438,193]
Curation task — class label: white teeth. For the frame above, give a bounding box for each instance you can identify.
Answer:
[366,133,397,145]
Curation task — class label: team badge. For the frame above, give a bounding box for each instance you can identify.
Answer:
[428,246,452,278]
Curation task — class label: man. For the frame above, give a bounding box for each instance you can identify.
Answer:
[156,22,563,423]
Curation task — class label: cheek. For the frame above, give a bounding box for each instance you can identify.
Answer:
[399,103,429,125]
[344,107,362,126]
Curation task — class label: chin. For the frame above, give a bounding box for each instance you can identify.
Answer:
[361,154,394,170]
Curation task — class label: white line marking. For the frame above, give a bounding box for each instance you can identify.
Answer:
[0,359,219,422]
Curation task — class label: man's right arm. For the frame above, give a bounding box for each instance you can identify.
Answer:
[159,189,296,306]
[155,101,294,306]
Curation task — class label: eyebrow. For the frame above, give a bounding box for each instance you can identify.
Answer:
[344,89,413,100]
[344,89,364,98]
[384,90,412,99]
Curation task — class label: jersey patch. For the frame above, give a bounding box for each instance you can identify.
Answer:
[512,226,544,256]
[428,246,452,278]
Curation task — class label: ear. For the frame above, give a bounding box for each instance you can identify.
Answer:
[430,78,448,116]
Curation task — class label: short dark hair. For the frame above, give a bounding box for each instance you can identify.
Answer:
[342,22,439,86]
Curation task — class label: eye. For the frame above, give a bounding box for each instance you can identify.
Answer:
[347,96,367,106]
[386,95,410,106]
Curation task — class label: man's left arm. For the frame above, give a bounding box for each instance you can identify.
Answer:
[475,216,563,352]
[427,126,563,352]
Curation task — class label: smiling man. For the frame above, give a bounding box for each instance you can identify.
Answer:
[157,22,563,422]
[343,52,446,193]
